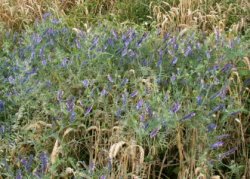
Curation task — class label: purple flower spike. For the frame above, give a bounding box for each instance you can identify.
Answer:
[218,147,237,160]
[100,175,106,179]
[66,97,75,112]
[150,127,160,138]
[196,96,202,105]
[111,30,118,40]
[101,89,107,96]
[121,78,128,87]
[0,100,5,112]
[82,79,89,88]
[221,63,233,73]
[121,48,128,57]
[216,134,230,140]
[107,74,114,83]
[16,169,22,179]
[211,141,224,149]
[70,111,76,122]
[207,123,217,132]
[171,57,178,65]
[57,90,64,102]
[171,102,181,113]
[136,99,144,110]
[40,152,48,173]
[85,105,93,116]
[184,46,192,57]
[130,91,138,98]
[209,104,225,115]
[180,112,196,121]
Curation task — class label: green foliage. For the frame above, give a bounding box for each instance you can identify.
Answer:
[0,14,249,178]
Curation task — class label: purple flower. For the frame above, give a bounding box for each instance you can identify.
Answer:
[70,111,76,122]
[16,169,22,179]
[146,104,153,117]
[100,175,106,179]
[101,89,107,96]
[120,78,128,87]
[90,36,99,50]
[42,59,47,66]
[216,134,230,140]
[0,100,4,112]
[8,76,15,84]
[82,79,89,88]
[111,30,118,40]
[230,111,240,116]
[51,18,60,24]
[180,112,196,121]
[136,32,147,47]
[75,39,81,49]
[85,105,93,116]
[211,141,224,149]
[107,75,114,83]
[184,46,192,57]
[218,147,237,160]
[66,97,75,112]
[122,93,127,106]
[171,102,181,113]
[121,48,128,57]
[170,73,176,83]
[40,152,48,173]
[221,63,233,73]
[136,99,144,110]
[207,123,217,132]
[139,114,145,122]
[61,58,69,67]
[171,57,178,65]
[42,12,51,20]
[196,96,202,105]
[107,38,114,47]
[130,91,138,98]
[209,104,225,115]
[150,127,160,138]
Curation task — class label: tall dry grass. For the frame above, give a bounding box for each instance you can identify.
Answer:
[150,0,250,34]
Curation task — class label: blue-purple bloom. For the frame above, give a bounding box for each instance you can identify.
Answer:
[180,112,196,121]
[130,91,138,98]
[209,104,225,115]
[16,169,22,179]
[40,152,48,173]
[136,99,144,110]
[221,63,233,73]
[66,97,75,112]
[70,111,76,122]
[100,175,106,179]
[82,79,89,88]
[101,89,107,96]
[171,57,178,65]
[0,100,4,112]
[150,127,160,138]
[171,102,181,113]
[111,30,118,40]
[218,147,237,160]
[196,96,202,105]
[85,105,93,116]
[207,123,217,132]
[211,141,224,149]
[184,46,192,57]
[216,134,230,140]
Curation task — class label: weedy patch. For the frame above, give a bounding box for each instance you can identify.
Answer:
[0,15,249,178]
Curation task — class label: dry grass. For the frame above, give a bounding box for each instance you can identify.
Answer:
[150,0,250,34]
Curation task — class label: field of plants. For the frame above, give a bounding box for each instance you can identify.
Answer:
[0,0,249,178]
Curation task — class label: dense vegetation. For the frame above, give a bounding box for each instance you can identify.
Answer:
[0,0,249,178]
